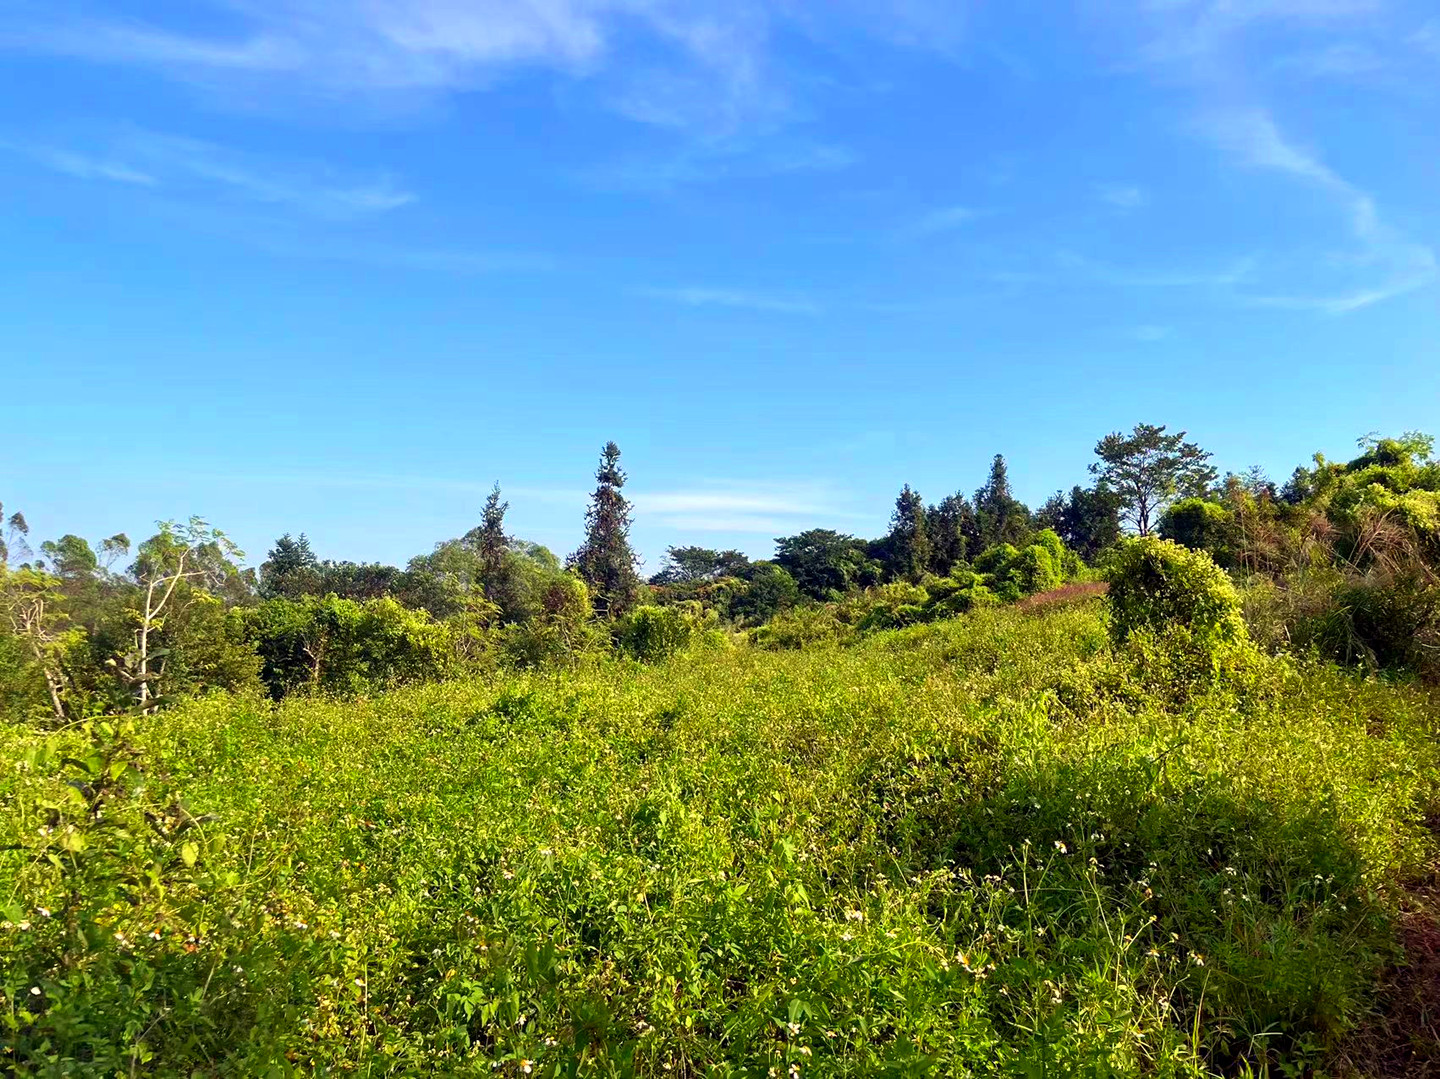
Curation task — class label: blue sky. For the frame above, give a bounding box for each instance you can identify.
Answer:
[3,0,1438,572]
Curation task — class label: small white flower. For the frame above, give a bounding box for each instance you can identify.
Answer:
[1054,840,1068,854]
[37,908,51,918]
[30,986,41,996]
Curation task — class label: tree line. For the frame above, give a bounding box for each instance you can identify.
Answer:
[5,423,1438,720]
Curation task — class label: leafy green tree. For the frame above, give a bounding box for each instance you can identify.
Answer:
[570,442,640,619]
[730,561,799,624]
[774,529,869,600]
[974,455,1031,549]
[650,546,751,587]
[1091,424,1217,537]
[886,484,931,583]
[1159,499,1235,567]
[126,518,244,711]
[926,493,973,576]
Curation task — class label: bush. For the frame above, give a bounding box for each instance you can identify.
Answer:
[1159,499,1235,567]
[754,604,851,650]
[615,605,692,662]
[1105,537,1248,651]
[239,595,452,698]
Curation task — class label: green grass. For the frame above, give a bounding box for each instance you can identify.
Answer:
[3,604,1438,1076]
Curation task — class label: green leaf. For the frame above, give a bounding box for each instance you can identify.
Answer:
[180,842,199,868]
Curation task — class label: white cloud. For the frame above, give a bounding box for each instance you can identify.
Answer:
[1199,107,1436,312]
[7,127,414,220]
[906,205,981,237]
[637,286,820,315]
[0,2,981,134]
[1096,183,1148,209]
[0,141,156,186]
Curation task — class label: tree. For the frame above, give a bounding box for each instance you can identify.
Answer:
[1039,485,1122,562]
[974,455,1031,549]
[650,546,751,587]
[926,493,973,576]
[1091,424,1217,537]
[1,501,30,565]
[732,562,800,623]
[774,529,869,600]
[476,483,509,584]
[259,533,321,599]
[570,441,640,619]
[886,484,931,583]
[125,518,244,711]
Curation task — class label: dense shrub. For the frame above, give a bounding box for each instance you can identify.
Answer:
[1106,537,1247,649]
[2,607,1436,1075]
[1159,498,1235,567]
[239,594,452,697]
[615,604,692,662]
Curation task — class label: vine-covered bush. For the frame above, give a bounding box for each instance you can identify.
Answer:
[1105,537,1247,651]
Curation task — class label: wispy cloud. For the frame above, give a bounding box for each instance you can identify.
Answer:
[1271,42,1388,78]
[1127,325,1172,342]
[633,482,859,534]
[1198,107,1436,312]
[1096,183,1147,210]
[1057,250,1255,289]
[584,139,855,194]
[904,205,982,237]
[5,126,414,220]
[0,141,156,186]
[637,286,820,315]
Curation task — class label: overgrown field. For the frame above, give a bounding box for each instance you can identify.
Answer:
[4,603,1439,1076]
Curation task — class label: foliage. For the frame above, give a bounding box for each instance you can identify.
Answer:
[885,484,930,583]
[238,594,453,698]
[1091,424,1218,537]
[570,442,641,619]
[1105,537,1248,658]
[925,493,974,576]
[773,529,875,601]
[1038,485,1122,563]
[974,454,1031,549]
[2,606,1436,1075]
[1159,498,1235,567]
[727,562,800,625]
[614,604,694,663]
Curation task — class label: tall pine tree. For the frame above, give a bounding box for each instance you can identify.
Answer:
[886,484,931,582]
[926,492,974,575]
[570,442,640,618]
[974,454,1031,550]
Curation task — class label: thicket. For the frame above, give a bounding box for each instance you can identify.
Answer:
[3,603,1437,1075]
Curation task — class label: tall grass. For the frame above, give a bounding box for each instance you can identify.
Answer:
[2,604,1437,1076]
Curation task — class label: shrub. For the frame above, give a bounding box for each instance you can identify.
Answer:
[1159,499,1235,567]
[1015,543,1062,595]
[1105,537,1248,650]
[239,595,452,697]
[615,604,692,662]
[754,604,850,650]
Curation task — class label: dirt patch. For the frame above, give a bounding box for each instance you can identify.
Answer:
[1016,581,1109,612]
[1335,882,1440,1077]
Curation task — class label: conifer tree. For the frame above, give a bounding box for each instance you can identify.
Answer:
[570,441,640,618]
[974,455,1031,549]
[887,484,931,582]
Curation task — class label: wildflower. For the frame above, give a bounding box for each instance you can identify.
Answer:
[37,908,50,918]
[1054,840,1068,854]
[787,1020,801,1035]
[520,1060,533,1074]
[544,1037,557,1047]
[295,921,308,929]
[1189,951,1205,967]
[539,847,553,856]
[149,930,162,940]
[844,909,864,921]
[30,986,41,996]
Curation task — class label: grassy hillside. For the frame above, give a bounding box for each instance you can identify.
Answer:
[3,603,1438,1076]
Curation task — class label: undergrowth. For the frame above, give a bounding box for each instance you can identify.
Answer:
[2,604,1437,1076]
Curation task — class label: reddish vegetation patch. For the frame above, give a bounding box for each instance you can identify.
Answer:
[1016,581,1110,611]
[1337,879,1440,1076]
